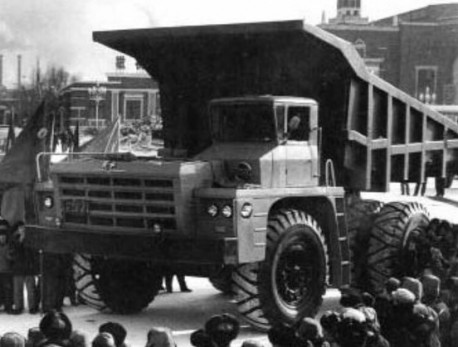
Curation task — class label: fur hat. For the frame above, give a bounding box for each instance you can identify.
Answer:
[392,288,416,304]
[341,308,366,323]
[92,333,115,347]
[204,313,240,346]
[1,333,26,347]
[26,328,45,347]
[146,327,175,347]
[69,330,89,347]
[385,277,401,293]
[421,274,441,299]
[296,317,322,341]
[320,311,340,331]
[99,322,126,347]
[39,310,72,341]
[401,277,423,301]
[189,329,216,347]
[339,287,363,308]
[267,324,296,346]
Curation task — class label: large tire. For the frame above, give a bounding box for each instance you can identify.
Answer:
[366,202,429,294]
[73,254,107,310]
[94,258,163,314]
[346,199,384,290]
[209,266,233,294]
[232,209,329,331]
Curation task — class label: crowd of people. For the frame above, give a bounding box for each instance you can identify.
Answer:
[0,272,455,347]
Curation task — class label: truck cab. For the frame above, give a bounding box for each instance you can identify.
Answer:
[198,96,320,188]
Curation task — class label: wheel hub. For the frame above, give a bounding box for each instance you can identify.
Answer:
[276,244,313,307]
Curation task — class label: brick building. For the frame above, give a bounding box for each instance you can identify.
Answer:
[61,70,160,128]
[320,2,458,105]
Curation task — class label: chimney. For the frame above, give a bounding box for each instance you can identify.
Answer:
[17,55,22,88]
[0,55,3,86]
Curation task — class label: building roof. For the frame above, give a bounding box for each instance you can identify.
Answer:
[372,3,458,26]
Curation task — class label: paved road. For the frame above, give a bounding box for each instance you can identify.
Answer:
[3,181,458,346]
[0,278,339,347]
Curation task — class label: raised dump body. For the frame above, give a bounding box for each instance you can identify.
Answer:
[94,19,458,191]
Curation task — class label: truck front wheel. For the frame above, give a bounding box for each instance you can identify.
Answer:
[94,258,163,314]
[74,255,163,314]
[232,209,329,331]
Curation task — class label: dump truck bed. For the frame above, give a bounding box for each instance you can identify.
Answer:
[94,20,458,192]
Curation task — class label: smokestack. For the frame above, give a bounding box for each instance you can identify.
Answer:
[0,55,3,86]
[17,55,22,88]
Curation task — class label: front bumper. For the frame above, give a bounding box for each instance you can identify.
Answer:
[25,226,238,265]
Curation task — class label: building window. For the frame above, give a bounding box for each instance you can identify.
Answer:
[416,66,438,104]
[354,39,366,58]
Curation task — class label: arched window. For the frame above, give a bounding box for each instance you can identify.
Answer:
[354,39,366,58]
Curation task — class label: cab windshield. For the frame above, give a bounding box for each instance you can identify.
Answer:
[210,103,276,143]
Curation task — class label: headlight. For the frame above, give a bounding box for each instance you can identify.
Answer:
[55,218,62,227]
[44,196,54,209]
[221,205,233,218]
[240,203,253,218]
[207,204,218,217]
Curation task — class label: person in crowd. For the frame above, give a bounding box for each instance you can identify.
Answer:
[204,314,240,347]
[295,317,326,347]
[360,292,381,333]
[336,308,370,347]
[190,330,217,347]
[145,327,175,347]
[59,254,78,307]
[42,253,66,312]
[320,311,340,347]
[411,301,441,347]
[98,323,127,347]
[401,277,424,302]
[69,331,88,347]
[91,334,115,347]
[10,221,39,314]
[422,274,451,346]
[38,310,73,347]
[1,332,26,347]
[339,286,363,310]
[26,328,45,347]
[267,324,297,347]
[0,218,13,313]
[384,287,416,346]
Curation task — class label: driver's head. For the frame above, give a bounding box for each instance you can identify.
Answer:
[288,116,301,131]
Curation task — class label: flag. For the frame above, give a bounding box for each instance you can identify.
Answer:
[0,96,54,186]
[78,117,120,153]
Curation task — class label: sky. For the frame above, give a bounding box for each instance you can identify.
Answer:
[0,0,456,88]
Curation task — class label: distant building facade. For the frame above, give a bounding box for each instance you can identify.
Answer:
[61,70,160,127]
[321,2,458,105]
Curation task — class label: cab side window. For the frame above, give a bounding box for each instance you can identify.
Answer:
[287,106,310,141]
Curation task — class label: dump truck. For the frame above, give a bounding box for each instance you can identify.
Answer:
[26,20,458,330]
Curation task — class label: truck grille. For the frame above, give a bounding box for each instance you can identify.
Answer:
[58,175,177,231]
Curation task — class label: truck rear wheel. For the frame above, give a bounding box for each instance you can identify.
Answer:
[232,209,329,331]
[94,258,163,314]
[73,254,107,310]
[209,266,233,294]
[366,202,429,294]
[346,199,384,290]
